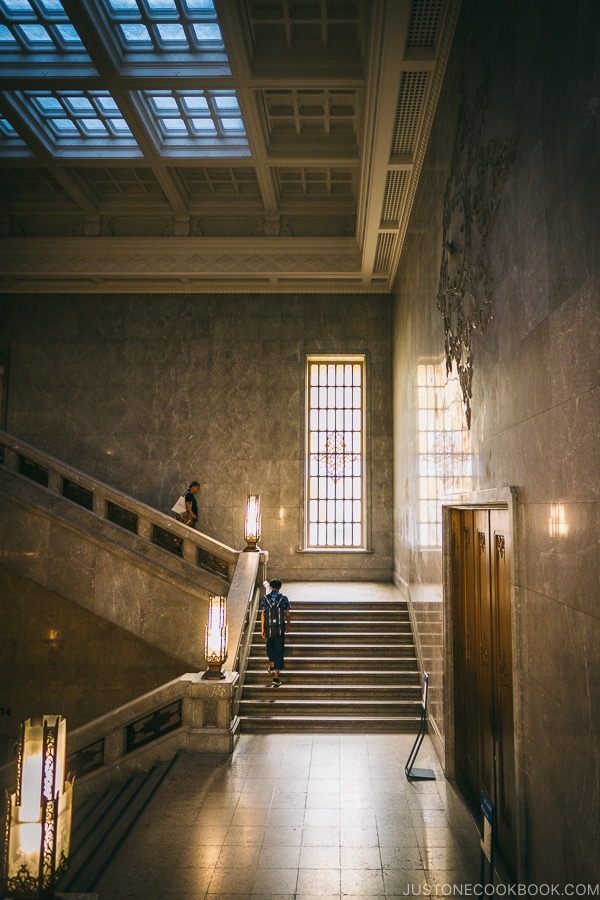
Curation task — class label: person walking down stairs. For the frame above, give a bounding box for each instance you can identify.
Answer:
[260,579,291,688]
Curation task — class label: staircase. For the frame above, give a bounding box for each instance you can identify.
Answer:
[56,755,178,895]
[239,596,422,732]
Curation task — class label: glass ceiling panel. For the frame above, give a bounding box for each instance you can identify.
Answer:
[0,0,246,157]
[0,0,86,52]
[101,0,224,53]
[142,89,247,145]
[21,89,139,148]
[0,115,26,144]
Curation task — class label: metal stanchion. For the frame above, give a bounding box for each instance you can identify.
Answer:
[404,671,436,781]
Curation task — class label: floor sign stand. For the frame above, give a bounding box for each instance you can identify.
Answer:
[404,671,436,781]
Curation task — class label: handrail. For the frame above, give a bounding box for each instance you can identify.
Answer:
[232,583,263,719]
[0,429,237,583]
[0,430,268,769]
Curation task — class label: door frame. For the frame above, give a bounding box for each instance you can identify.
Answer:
[441,485,526,881]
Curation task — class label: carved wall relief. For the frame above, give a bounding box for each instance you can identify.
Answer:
[437,77,517,428]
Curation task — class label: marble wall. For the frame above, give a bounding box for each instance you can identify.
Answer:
[0,293,393,581]
[392,0,600,885]
[0,567,185,766]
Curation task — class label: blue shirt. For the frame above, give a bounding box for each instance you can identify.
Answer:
[259,590,291,613]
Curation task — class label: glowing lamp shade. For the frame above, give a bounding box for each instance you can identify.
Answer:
[3,715,74,899]
[203,594,228,679]
[244,493,261,550]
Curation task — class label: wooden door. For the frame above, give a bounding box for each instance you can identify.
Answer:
[452,507,517,878]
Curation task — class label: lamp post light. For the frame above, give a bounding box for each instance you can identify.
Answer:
[202,594,228,680]
[2,715,74,899]
[243,493,261,551]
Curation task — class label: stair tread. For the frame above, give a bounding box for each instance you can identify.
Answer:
[240,715,421,723]
[59,757,177,893]
[248,654,418,660]
[245,669,418,675]
[241,595,419,733]
[242,681,420,687]
[240,699,421,708]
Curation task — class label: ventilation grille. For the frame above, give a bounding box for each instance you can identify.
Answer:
[406,0,443,49]
[392,71,429,156]
[381,170,408,224]
[374,232,397,273]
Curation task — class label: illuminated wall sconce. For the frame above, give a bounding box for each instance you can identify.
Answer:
[3,715,74,899]
[243,493,261,551]
[203,594,228,680]
[549,503,569,538]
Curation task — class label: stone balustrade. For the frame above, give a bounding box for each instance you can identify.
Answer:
[0,671,241,799]
[0,428,268,671]
[0,429,238,584]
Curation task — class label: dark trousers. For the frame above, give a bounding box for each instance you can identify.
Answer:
[266,635,285,670]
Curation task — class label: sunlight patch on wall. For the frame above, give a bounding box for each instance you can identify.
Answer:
[418,360,472,547]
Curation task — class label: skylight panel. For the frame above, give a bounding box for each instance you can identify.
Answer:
[0,24,18,46]
[142,89,247,146]
[0,115,27,145]
[100,0,224,53]
[20,89,139,152]
[0,0,84,53]
[0,0,86,52]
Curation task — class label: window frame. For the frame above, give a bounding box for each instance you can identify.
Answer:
[303,353,368,552]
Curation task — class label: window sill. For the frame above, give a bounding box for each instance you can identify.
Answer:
[296,547,374,554]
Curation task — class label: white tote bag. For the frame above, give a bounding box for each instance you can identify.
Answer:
[171,495,187,515]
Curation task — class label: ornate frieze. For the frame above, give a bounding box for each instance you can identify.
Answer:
[437,77,517,427]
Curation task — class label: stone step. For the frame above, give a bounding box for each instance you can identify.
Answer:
[247,654,419,670]
[266,642,417,657]
[254,619,411,630]
[240,591,420,734]
[57,756,178,894]
[239,715,421,733]
[293,596,408,611]
[241,684,422,701]
[239,698,422,717]
[253,629,413,643]
[284,609,410,618]
[244,669,420,685]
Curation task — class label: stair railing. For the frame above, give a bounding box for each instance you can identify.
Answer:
[231,582,263,719]
[0,671,240,801]
[0,429,237,583]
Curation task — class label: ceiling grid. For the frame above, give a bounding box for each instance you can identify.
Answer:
[0,0,461,293]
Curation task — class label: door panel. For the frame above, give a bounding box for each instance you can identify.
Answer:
[475,509,495,800]
[452,509,479,800]
[490,509,517,875]
[452,507,516,880]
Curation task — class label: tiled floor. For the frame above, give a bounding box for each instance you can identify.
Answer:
[95,732,481,899]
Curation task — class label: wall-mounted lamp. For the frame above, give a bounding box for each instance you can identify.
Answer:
[549,503,569,538]
[2,715,74,899]
[202,594,228,680]
[243,493,261,551]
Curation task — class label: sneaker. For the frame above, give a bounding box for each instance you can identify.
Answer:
[267,665,275,674]
[271,678,281,688]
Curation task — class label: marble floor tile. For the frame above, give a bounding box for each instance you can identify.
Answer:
[91,733,481,900]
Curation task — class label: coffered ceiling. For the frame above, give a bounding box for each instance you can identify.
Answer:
[0,0,460,294]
